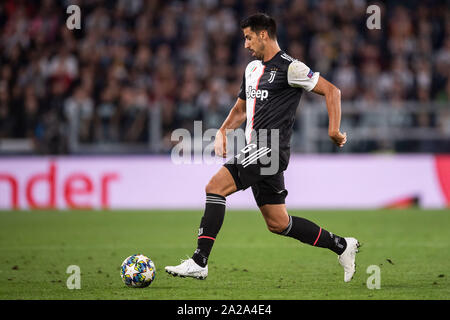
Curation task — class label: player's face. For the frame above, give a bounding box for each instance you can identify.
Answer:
[243,27,265,60]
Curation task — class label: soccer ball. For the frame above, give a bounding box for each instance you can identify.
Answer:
[120,254,156,288]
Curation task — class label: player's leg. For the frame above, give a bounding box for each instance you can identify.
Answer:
[258,203,360,282]
[259,203,348,254]
[165,165,238,279]
[191,165,237,267]
[253,174,360,282]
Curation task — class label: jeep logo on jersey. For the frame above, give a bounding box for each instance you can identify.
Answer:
[246,86,269,101]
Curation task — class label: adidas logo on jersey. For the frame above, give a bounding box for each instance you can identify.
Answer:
[246,86,268,101]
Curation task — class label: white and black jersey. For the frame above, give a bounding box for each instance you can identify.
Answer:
[238,50,319,170]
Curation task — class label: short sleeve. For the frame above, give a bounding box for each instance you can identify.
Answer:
[238,72,246,100]
[287,60,320,91]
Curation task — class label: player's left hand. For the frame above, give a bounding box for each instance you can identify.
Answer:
[329,131,347,148]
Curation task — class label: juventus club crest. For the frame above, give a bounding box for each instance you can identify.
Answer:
[268,69,277,83]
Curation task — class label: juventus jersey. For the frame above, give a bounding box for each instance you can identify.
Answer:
[238,50,319,170]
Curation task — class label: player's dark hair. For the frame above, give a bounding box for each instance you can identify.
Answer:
[240,13,277,39]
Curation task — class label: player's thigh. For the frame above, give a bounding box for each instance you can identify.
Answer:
[205,166,238,197]
[259,204,290,233]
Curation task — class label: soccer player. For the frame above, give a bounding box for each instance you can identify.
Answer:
[165,13,360,282]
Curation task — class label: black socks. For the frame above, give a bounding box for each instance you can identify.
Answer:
[192,193,226,267]
[192,194,347,267]
[280,215,347,255]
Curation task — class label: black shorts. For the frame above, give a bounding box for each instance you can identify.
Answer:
[224,160,288,208]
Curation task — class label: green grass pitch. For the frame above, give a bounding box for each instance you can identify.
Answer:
[0,209,449,300]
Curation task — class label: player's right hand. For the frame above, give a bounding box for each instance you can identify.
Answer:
[329,131,347,148]
[215,129,227,157]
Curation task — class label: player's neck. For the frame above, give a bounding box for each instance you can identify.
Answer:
[262,42,281,62]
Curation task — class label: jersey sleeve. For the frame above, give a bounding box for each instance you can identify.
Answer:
[238,72,246,100]
[287,60,320,92]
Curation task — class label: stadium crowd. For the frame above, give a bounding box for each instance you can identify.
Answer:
[0,0,449,154]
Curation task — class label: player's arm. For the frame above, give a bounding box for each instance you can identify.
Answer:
[215,97,246,158]
[311,77,347,148]
[287,60,346,148]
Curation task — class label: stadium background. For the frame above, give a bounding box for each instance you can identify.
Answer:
[0,0,449,209]
[0,0,450,302]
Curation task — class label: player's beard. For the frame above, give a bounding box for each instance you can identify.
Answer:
[256,42,265,60]
[253,46,264,60]
[255,51,264,60]
[249,40,265,60]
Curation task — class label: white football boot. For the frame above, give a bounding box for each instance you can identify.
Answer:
[338,237,360,282]
[165,258,208,280]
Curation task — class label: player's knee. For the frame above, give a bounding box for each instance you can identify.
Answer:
[205,178,221,195]
[205,168,236,197]
[266,220,287,234]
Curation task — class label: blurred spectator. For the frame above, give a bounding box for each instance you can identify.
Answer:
[0,81,13,138]
[117,86,149,142]
[96,85,119,143]
[176,81,202,133]
[22,86,40,140]
[64,86,94,143]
